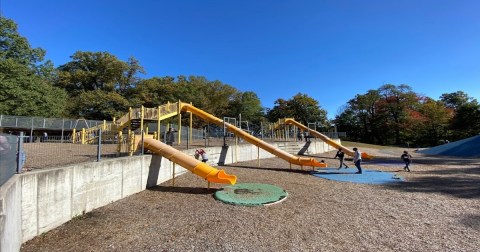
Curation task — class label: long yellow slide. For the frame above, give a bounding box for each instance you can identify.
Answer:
[143,138,237,184]
[284,118,374,160]
[181,103,327,167]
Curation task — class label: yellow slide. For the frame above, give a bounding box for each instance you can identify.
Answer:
[284,119,374,160]
[143,138,237,185]
[181,103,327,168]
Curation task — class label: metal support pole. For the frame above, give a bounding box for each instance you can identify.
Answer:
[97,129,102,162]
[17,132,25,173]
[204,125,207,148]
[61,118,65,143]
[177,101,182,144]
[172,163,176,186]
[223,120,227,146]
[186,127,189,150]
[30,118,34,143]
[257,146,260,167]
[141,129,144,155]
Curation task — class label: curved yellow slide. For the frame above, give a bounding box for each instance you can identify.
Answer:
[143,138,237,185]
[181,103,327,167]
[284,118,374,160]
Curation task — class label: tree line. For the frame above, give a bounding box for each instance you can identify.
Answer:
[334,85,480,146]
[1,17,479,146]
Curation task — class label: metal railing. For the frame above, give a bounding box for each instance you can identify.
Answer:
[0,114,107,130]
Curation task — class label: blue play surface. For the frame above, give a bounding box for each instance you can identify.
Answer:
[312,168,404,184]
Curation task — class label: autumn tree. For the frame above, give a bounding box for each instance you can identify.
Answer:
[377,84,419,145]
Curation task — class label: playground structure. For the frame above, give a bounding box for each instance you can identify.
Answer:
[73,101,343,184]
[271,118,374,160]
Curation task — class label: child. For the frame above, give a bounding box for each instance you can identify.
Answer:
[334,148,349,169]
[195,149,209,163]
[401,150,412,172]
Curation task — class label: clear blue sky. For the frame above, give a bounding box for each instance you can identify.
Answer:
[3,0,480,119]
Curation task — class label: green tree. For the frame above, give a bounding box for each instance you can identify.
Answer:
[228,91,264,123]
[450,99,480,140]
[57,51,145,95]
[416,98,453,145]
[0,17,67,116]
[266,98,290,122]
[57,51,145,119]
[69,90,130,120]
[266,93,327,126]
[440,91,472,109]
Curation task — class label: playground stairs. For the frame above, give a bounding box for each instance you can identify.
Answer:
[74,102,180,144]
[277,141,305,155]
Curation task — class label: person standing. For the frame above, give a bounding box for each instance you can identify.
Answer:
[166,127,177,146]
[401,150,412,172]
[353,147,362,174]
[334,148,349,169]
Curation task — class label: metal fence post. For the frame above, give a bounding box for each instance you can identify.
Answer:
[141,130,144,155]
[97,129,102,162]
[17,132,25,173]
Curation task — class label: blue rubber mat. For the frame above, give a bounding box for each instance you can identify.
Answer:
[312,168,404,184]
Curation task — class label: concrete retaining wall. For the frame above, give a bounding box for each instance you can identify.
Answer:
[0,139,338,250]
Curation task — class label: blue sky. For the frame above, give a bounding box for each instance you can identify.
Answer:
[3,0,480,119]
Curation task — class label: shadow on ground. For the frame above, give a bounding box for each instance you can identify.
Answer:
[148,186,215,195]
[460,214,480,231]
[222,164,314,174]
[381,162,480,199]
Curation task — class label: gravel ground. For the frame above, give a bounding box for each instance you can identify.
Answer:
[20,146,480,252]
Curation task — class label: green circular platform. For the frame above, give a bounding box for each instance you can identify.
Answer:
[214,183,288,206]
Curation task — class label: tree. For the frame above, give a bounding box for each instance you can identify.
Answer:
[440,91,480,140]
[56,51,145,119]
[266,93,327,126]
[450,100,480,140]
[266,99,290,122]
[440,91,472,110]
[228,91,264,123]
[377,84,419,145]
[0,17,67,117]
[57,51,145,95]
[68,90,130,120]
[416,98,453,145]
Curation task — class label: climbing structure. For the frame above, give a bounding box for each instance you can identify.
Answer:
[76,101,328,167]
